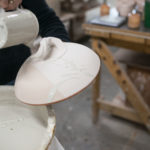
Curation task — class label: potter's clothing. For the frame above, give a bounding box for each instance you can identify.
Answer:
[0,45,31,85]
[22,0,69,41]
[0,0,69,85]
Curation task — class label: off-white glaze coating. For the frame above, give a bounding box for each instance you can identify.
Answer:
[15,38,101,105]
[0,86,56,150]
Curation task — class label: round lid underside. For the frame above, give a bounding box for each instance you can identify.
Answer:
[15,42,101,106]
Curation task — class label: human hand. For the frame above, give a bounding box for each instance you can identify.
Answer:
[0,0,22,10]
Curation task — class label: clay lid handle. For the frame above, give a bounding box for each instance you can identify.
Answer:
[30,37,66,62]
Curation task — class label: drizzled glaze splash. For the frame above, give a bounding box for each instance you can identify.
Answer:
[31,38,96,101]
[0,118,24,128]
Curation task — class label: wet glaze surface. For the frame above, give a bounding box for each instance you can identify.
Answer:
[0,86,56,150]
[15,38,101,105]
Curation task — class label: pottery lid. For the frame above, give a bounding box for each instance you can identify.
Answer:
[15,37,101,105]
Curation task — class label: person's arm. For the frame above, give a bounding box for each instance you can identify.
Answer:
[22,0,70,42]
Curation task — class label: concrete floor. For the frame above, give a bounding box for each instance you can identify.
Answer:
[51,39,150,150]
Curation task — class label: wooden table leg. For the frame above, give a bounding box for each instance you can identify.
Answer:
[92,72,101,124]
[91,40,101,124]
[92,38,150,130]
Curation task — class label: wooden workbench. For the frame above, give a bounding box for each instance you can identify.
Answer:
[83,23,150,131]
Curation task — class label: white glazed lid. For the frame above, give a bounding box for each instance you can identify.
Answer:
[0,86,56,150]
[15,38,101,105]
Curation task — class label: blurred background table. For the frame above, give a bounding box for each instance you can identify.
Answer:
[83,23,150,131]
[83,23,150,53]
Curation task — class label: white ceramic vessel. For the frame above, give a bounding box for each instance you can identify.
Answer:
[0,9,39,48]
[15,37,101,105]
[0,86,56,150]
